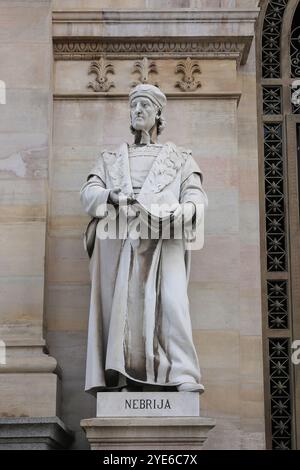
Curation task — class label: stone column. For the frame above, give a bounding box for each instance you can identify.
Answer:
[0,0,71,449]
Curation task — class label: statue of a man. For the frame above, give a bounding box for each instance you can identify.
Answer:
[80,84,208,394]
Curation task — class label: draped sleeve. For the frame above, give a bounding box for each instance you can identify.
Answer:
[87,152,107,182]
[179,150,208,209]
[178,150,208,251]
[80,153,110,218]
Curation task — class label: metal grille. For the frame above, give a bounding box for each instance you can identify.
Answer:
[261,0,295,450]
[264,123,287,271]
[262,0,289,78]
[267,280,289,328]
[269,338,292,449]
[291,5,300,78]
[263,86,282,114]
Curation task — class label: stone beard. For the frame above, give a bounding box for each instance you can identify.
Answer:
[80,84,208,394]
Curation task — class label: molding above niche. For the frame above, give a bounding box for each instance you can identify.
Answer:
[52,9,260,66]
[53,92,242,103]
[53,38,250,65]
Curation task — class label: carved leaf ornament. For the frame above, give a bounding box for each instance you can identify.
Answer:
[175,57,201,92]
[88,57,115,92]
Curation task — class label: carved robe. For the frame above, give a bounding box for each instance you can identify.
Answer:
[80,142,208,393]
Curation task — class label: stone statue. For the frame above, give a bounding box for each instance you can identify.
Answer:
[80,84,208,394]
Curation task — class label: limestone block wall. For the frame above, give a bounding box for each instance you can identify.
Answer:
[202,41,264,450]
[0,0,61,420]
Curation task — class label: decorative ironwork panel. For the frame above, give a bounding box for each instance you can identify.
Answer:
[262,0,290,78]
[269,338,292,449]
[261,0,296,451]
[267,280,289,328]
[291,2,300,77]
[291,25,300,77]
[264,123,287,271]
[263,86,282,114]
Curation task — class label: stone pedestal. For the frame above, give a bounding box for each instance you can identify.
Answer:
[81,392,215,450]
[0,417,73,450]
[81,416,215,450]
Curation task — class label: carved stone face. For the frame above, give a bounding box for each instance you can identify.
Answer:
[130,96,158,133]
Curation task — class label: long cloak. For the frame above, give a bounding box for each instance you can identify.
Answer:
[80,142,208,393]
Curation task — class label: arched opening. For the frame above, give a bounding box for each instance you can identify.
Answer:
[258,0,300,450]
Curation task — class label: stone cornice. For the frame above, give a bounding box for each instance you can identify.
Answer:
[52,9,260,24]
[53,38,249,65]
[53,92,242,104]
[52,9,260,66]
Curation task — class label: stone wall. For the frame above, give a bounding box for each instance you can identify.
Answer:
[0,0,61,422]
[0,0,264,450]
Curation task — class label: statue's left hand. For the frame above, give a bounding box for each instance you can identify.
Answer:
[181,202,196,223]
[170,202,195,225]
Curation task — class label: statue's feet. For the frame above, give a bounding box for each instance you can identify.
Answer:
[119,384,143,392]
[177,383,205,393]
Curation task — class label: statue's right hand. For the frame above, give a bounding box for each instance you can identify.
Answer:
[108,188,122,205]
[108,188,135,206]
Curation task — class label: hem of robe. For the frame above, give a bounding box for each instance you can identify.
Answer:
[85,367,203,394]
